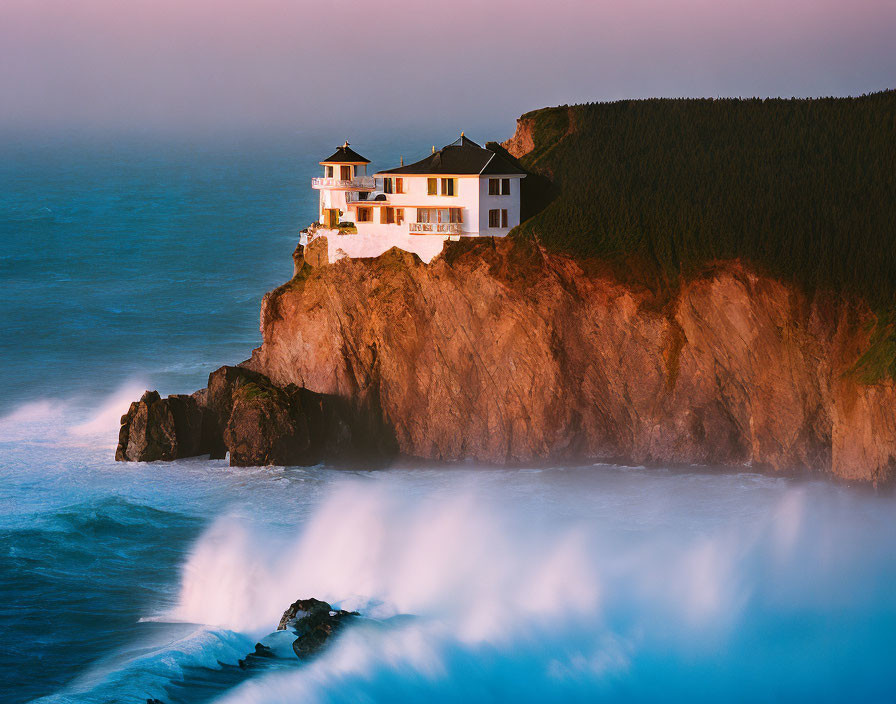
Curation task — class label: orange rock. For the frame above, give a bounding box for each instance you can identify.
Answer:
[248,238,896,484]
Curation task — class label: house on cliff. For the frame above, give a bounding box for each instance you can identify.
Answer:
[307,135,526,263]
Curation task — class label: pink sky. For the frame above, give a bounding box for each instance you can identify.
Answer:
[1,0,893,135]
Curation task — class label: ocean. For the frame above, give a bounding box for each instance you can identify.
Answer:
[1,133,895,703]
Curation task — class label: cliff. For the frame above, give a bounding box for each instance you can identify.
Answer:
[246,237,896,485]
[117,96,895,483]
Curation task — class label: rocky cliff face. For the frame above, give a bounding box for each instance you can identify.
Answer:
[247,238,896,485]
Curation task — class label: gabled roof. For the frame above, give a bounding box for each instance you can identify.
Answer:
[321,142,370,164]
[376,135,526,176]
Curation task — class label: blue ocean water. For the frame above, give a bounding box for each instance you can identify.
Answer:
[1,134,896,703]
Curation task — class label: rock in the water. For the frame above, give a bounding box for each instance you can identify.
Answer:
[116,364,396,467]
[223,376,312,467]
[116,391,178,461]
[201,364,395,467]
[276,598,359,658]
[238,642,275,669]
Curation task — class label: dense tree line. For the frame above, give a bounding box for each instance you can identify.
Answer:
[513,91,896,309]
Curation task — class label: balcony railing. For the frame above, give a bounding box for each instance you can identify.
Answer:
[311,176,375,189]
[409,222,462,234]
[345,191,388,204]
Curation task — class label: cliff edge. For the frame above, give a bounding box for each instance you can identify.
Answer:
[246,237,896,485]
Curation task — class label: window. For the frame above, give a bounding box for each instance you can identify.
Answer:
[357,207,372,222]
[325,165,334,178]
[449,208,463,224]
[440,178,457,196]
[380,207,395,225]
[395,208,404,225]
[488,209,508,228]
[488,178,511,195]
[395,178,404,194]
[340,165,352,180]
[383,178,393,194]
[427,178,437,195]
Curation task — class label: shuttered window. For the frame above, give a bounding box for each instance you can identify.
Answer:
[488,209,508,228]
[488,178,510,195]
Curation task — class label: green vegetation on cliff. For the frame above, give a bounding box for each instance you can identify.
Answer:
[513,92,896,308]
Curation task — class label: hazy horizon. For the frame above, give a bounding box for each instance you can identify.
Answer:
[2,0,894,140]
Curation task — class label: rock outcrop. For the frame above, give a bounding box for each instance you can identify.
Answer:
[116,366,395,467]
[247,237,896,485]
[276,598,359,658]
[116,390,206,462]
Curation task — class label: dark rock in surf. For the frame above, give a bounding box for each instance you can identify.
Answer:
[238,642,275,669]
[223,375,313,467]
[116,364,397,468]
[116,390,206,462]
[276,598,359,659]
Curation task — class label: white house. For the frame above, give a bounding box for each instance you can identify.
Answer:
[307,135,526,263]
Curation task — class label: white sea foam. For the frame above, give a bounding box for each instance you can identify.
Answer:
[69,381,149,441]
[159,471,885,702]
[169,482,602,639]
[0,380,148,446]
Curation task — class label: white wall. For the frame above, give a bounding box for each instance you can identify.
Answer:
[318,188,349,222]
[478,175,523,234]
[375,175,480,234]
[313,228,451,264]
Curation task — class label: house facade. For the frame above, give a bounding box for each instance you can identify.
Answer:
[307,136,525,263]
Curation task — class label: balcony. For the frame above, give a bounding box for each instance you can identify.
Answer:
[345,191,389,204]
[409,222,462,234]
[311,176,375,190]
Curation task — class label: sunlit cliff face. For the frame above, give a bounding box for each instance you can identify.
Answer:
[1,0,894,135]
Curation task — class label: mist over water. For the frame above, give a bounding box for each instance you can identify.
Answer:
[2,137,896,702]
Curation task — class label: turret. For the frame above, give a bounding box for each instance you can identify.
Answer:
[311,141,373,228]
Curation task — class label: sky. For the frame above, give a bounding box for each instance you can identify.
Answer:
[1,0,894,139]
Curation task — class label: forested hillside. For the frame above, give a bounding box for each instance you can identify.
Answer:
[510,91,895,309]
